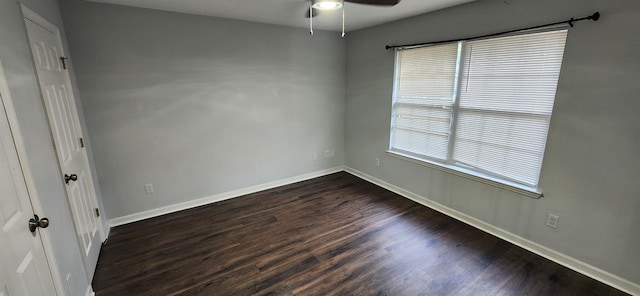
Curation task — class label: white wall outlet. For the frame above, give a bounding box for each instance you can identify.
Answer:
[375,158,380,166]
[144,183,154,194]
[546,213,559,228]
[324,149,335,158]
[312,152,317,161]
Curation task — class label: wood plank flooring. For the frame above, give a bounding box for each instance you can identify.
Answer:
[92,172,629,295]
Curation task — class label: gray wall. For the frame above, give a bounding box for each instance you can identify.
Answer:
[60,0,346,219]
[56,0,639,289]
[0,0,98,294]
[346,0,640,286]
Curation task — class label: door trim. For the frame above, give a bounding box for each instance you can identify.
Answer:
[21,4,106,242]
[0,49,65,295]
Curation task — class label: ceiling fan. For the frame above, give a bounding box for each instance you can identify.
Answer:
[305,0,400,36]
[305,0,401,18]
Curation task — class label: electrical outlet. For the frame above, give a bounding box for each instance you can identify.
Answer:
[312,153,318,161]
[546,213,559,229]
[144,183,154,194]
[375,158,380,166]
[324,149,335,158]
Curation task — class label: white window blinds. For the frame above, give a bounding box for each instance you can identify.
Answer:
[392,43,458,160]
[391,29,568,188]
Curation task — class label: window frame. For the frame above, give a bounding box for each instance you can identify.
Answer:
[389,28,568,198]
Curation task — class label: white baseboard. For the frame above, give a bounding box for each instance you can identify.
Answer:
[85,285,95,296]
[103,224,111,242]
[107,166,345,227]
[343,167,640,296]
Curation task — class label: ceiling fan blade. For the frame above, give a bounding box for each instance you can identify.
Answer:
[345,0,400,6]
[304,7,320,18]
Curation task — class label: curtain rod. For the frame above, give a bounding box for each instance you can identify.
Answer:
[385,12,600,50]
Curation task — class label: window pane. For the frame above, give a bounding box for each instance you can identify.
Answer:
[391,43,458,160]
[395,43,458,98]
[394,128,450,160]
[454,30,568,185]
[454,109,551,186]
[459,31,567,115]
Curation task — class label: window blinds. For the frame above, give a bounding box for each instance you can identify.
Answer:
[454,30,567,186]
[392,43,458,160]
[391,29,568,188]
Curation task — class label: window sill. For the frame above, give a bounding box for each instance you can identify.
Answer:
[386,150,543,199]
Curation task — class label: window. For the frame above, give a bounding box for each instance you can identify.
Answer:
[390,29,568,192]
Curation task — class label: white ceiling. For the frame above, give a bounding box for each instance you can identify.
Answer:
[87,0,475,32]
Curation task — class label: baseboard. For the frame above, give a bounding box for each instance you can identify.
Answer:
[107,166,345,227]
[85,285,95,296]
[103,224,111,242]
[343,167,640,296]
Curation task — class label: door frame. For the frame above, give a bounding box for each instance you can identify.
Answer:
[21,4,107,244]
[0,51,65,295]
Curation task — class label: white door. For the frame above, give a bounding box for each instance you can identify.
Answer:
[23,9,104,279]
[0,87,57,294]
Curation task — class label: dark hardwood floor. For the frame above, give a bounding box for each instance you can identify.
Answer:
[93,172,628,295]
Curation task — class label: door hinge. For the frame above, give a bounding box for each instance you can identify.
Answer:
[79,137,85,148]
[94,208,100,217]
[59,57,69,70]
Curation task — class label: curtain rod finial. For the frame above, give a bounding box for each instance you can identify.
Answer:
[591,12,600,21]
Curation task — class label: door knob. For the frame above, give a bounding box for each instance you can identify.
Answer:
[28,214,50,233]
[64,173,78,184]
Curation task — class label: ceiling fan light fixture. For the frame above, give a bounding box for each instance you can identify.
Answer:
[312,0,343,10]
